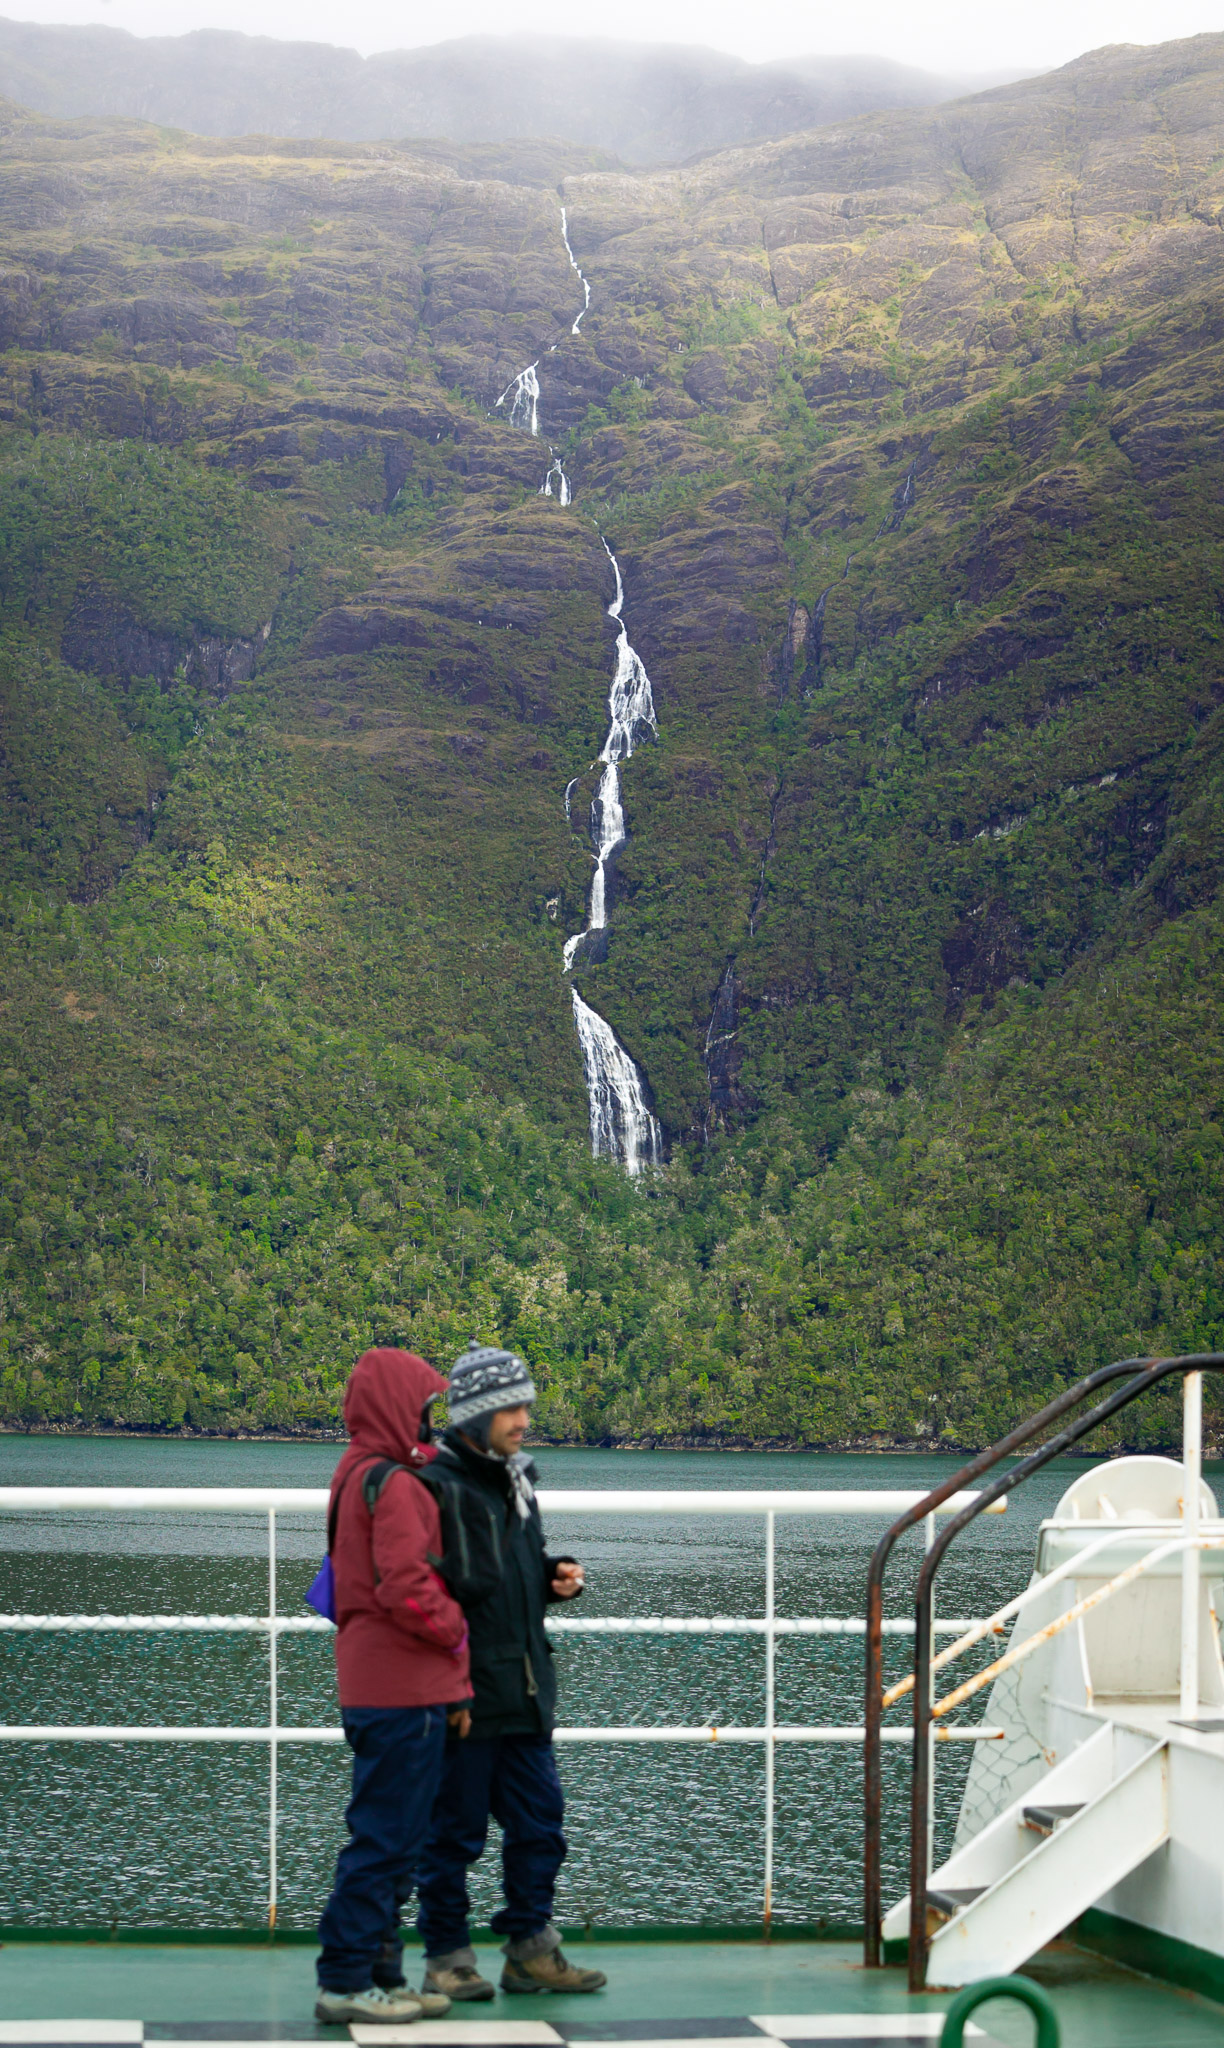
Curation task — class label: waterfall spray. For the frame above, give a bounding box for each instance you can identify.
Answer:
[571,987,661,1175]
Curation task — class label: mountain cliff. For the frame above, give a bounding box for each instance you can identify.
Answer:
[1,32,1222,1445]
[0,20,1017,165]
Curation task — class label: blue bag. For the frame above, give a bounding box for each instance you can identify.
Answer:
[306,1552,336,1622]
[305,1458,403,1624]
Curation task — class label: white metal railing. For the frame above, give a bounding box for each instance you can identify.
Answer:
[0,1484,1006,1929]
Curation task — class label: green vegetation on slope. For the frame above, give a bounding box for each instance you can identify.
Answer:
[1,52,1223,1441]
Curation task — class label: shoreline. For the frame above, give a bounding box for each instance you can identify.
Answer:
[1,1423,1210,1458]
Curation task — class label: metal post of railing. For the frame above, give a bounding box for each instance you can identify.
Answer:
[764,1509,775,1937]
[267,1507,278,1932]
[1182,1371,1203,1718]
[924,1511,935,1880]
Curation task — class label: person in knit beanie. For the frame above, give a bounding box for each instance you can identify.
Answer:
[445,1342,537,1447]
[415,1341,607,2000]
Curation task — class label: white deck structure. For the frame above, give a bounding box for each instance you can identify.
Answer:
[884,1434,1224,1987]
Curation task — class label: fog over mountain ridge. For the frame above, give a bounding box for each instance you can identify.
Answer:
[0,16,1033,163]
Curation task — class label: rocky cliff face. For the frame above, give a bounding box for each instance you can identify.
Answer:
[1,36,1223,1441]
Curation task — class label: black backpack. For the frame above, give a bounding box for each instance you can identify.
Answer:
[357,1458,510,1609]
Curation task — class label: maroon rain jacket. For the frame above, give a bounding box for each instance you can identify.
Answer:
[329,1348,471,1710]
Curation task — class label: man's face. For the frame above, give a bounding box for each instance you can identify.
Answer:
[485,1404,531,1456]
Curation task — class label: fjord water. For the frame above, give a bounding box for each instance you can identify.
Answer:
[0,1435,1139,1934]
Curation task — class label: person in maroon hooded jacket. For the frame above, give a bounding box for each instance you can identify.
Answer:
[315,1348,472,2025]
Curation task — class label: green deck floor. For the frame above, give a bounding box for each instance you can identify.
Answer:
[1,1939,1222,2047]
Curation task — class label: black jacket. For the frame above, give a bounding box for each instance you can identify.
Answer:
[427,1431,574,1739]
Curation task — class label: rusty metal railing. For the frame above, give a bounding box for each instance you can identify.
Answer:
[862,1351,1224,1989]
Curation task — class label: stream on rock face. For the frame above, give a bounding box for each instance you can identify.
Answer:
[495,360,540,434]
[493,204,662,1176]
[564,543,664,1178]
[560,205,592,335]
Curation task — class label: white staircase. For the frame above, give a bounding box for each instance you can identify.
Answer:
[882,1722,1170,1986]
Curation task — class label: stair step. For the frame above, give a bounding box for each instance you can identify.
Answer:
[1021,1802,1086,1836]
[927,1886,987,1921]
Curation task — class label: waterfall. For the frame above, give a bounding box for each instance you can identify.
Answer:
[498,208,589,486]
[490,212,660,1175]
[602,545,659,760]
[496,362,540,436]
[561,543,658,971]
[562,541,662,1173]
[570,986,661,1176]
[560,206,592,335]
[541,458,571,506]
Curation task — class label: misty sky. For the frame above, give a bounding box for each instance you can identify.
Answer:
[5,0,1220,76]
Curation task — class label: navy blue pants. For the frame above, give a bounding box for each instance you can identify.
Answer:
[416,1733,567,1955]
[317,1706,447,1991]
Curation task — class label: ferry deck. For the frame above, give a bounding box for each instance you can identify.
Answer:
[3,1930,1223,2048]
[8,1393,1224,2048]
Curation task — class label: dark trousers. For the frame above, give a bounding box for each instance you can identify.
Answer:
[317,1706,447,1991]
[416,1733,567,1955]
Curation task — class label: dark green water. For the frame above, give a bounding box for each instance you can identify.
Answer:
[2,1437,1193,1934]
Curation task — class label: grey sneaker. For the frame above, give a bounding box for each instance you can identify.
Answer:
[315,1985,425,2024]
[423,1960,496,2002]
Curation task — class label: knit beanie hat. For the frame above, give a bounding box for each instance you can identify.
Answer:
[447,1341,536,1434]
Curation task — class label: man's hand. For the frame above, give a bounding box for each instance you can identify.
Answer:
[447,1707,472,1738]
[551,1561,585,1600]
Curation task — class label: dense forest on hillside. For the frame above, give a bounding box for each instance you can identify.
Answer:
[1,37,1223,1445]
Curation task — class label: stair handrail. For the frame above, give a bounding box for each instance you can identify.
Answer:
[863,1349,1158,1969]
[900,1351,1224,1990]
[932,1530,1224,1717]
[882,1517,1224,1708]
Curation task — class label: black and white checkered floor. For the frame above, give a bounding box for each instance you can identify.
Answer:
[0,2015,996,2048]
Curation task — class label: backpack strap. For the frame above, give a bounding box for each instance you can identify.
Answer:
[361,1459,405,1514]
[326,1457,405,1552]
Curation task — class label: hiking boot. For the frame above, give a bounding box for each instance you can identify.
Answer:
[422,1959,496,2002]
[500,1949,608,1994]
[315,1984,426,2024]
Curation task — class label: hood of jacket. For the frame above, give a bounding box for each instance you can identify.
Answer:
[331,1349,448,1501]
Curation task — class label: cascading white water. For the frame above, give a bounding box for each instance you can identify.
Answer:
[602,544,659,761]
[490,213,660,1174]
[496,363,540,436]
[541,458,571,506]
[570,986,661,1175]
[560,205,592,335]
[561,542,663,1172]
[564,542,659,961]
